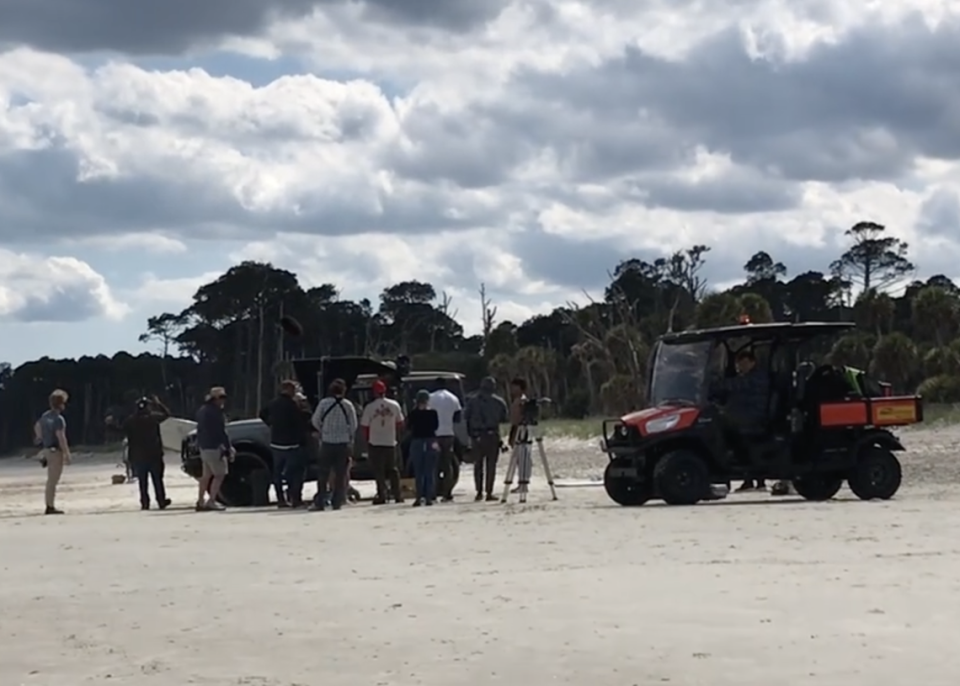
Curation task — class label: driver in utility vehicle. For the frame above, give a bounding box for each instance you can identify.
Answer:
[711,349,769,492]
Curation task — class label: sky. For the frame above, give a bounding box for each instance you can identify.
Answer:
[3,1,960,366]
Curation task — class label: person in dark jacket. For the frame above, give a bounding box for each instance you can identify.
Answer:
[407,389,440,507]
[712,350,769,491]
[463,376,508,502]
[122,395,172,510]
[259,379,312,508]
[195,386,234,511]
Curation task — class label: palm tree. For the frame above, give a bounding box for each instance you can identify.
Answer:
[738,293,774,323]
[912,286,959,347]
[853,290,895,337]
[870,333,919,392]
[829,334,874,370]
[694,293,741,329]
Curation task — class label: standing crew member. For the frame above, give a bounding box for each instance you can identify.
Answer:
[260,380,312,508]
[360,380,405,505]
[310,378,357,511]
[122,395,172,510]
[712,350,769,492]
[429,378,462,502]
[408,389,440,507]
[506,378,529,493]
[195,386,234,511]
[35,389,71,515]
[463,376,508,502]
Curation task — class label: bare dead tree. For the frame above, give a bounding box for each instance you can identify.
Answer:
[479,283,497,354]
[665,245,710,331]
[438,291,458,321]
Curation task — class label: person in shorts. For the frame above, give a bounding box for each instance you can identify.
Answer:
[34,389,71,515]
[194,386,234,511]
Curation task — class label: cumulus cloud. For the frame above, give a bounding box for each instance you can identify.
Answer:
[0,249,128,322]
[0,0,506,55]
[2,0,960,351]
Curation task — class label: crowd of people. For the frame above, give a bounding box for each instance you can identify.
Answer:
[30,373,531,515]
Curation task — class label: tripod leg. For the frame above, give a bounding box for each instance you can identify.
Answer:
[501,447,519,503]
[536,439,558,500]
[517,443,533,503]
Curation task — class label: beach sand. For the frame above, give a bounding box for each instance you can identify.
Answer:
[2,424,960,685]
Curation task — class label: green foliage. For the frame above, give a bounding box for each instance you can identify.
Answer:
[7,222,960,452]
[917,375,960,403]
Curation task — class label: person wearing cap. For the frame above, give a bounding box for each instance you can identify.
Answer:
[259,379,313,508]
[194,386,234,511]
[122,395,172,510]
[360,379,405,505]
[407,389,440,506]
[463,376,509,502]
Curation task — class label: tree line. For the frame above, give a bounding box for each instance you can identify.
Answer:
[2,221,958,452]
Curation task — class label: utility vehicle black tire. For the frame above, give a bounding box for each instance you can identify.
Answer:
[603,460,652,506]
[792,474,843,501]
[217,450,269,507]
[653,451,710,505]
[848,447,902,500]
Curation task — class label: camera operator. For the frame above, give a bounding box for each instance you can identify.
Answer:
[463,376,508,502]
[507,378,529,447]
[122,395,172,510]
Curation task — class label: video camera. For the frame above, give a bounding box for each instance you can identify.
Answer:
[520,396,552,426]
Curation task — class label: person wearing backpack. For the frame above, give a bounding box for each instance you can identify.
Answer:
[309,378,358,511]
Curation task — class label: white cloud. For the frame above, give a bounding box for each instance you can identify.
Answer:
[69,234,188,254]
[126,271,224,309]
[2,0,960,357]
[0,248,128,322]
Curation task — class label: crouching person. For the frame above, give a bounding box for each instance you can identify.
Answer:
[122,396,172,510]
[260,380,311,508]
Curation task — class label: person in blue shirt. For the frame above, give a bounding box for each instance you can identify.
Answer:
[195,386,234,511]
[34,389,71,515]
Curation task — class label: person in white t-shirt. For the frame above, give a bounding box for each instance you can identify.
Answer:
[428,379,463,502]
[360,380,405,504]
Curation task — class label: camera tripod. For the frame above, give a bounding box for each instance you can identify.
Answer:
[500,423,558,503]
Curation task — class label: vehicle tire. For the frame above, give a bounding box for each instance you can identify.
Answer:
[217,450,270,507]
[653,451,710,506]
[792,474,843,501]
[848,446,902,501]
[603,460,652,506]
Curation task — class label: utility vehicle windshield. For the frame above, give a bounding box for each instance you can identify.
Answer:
[649,340,712,406]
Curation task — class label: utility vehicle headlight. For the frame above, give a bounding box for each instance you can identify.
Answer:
[615,423,629,438]
[645,413,680,434]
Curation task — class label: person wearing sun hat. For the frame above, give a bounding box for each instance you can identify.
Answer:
[195,386,234,511]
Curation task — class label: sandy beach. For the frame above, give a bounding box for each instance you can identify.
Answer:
[2,425,960,685]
